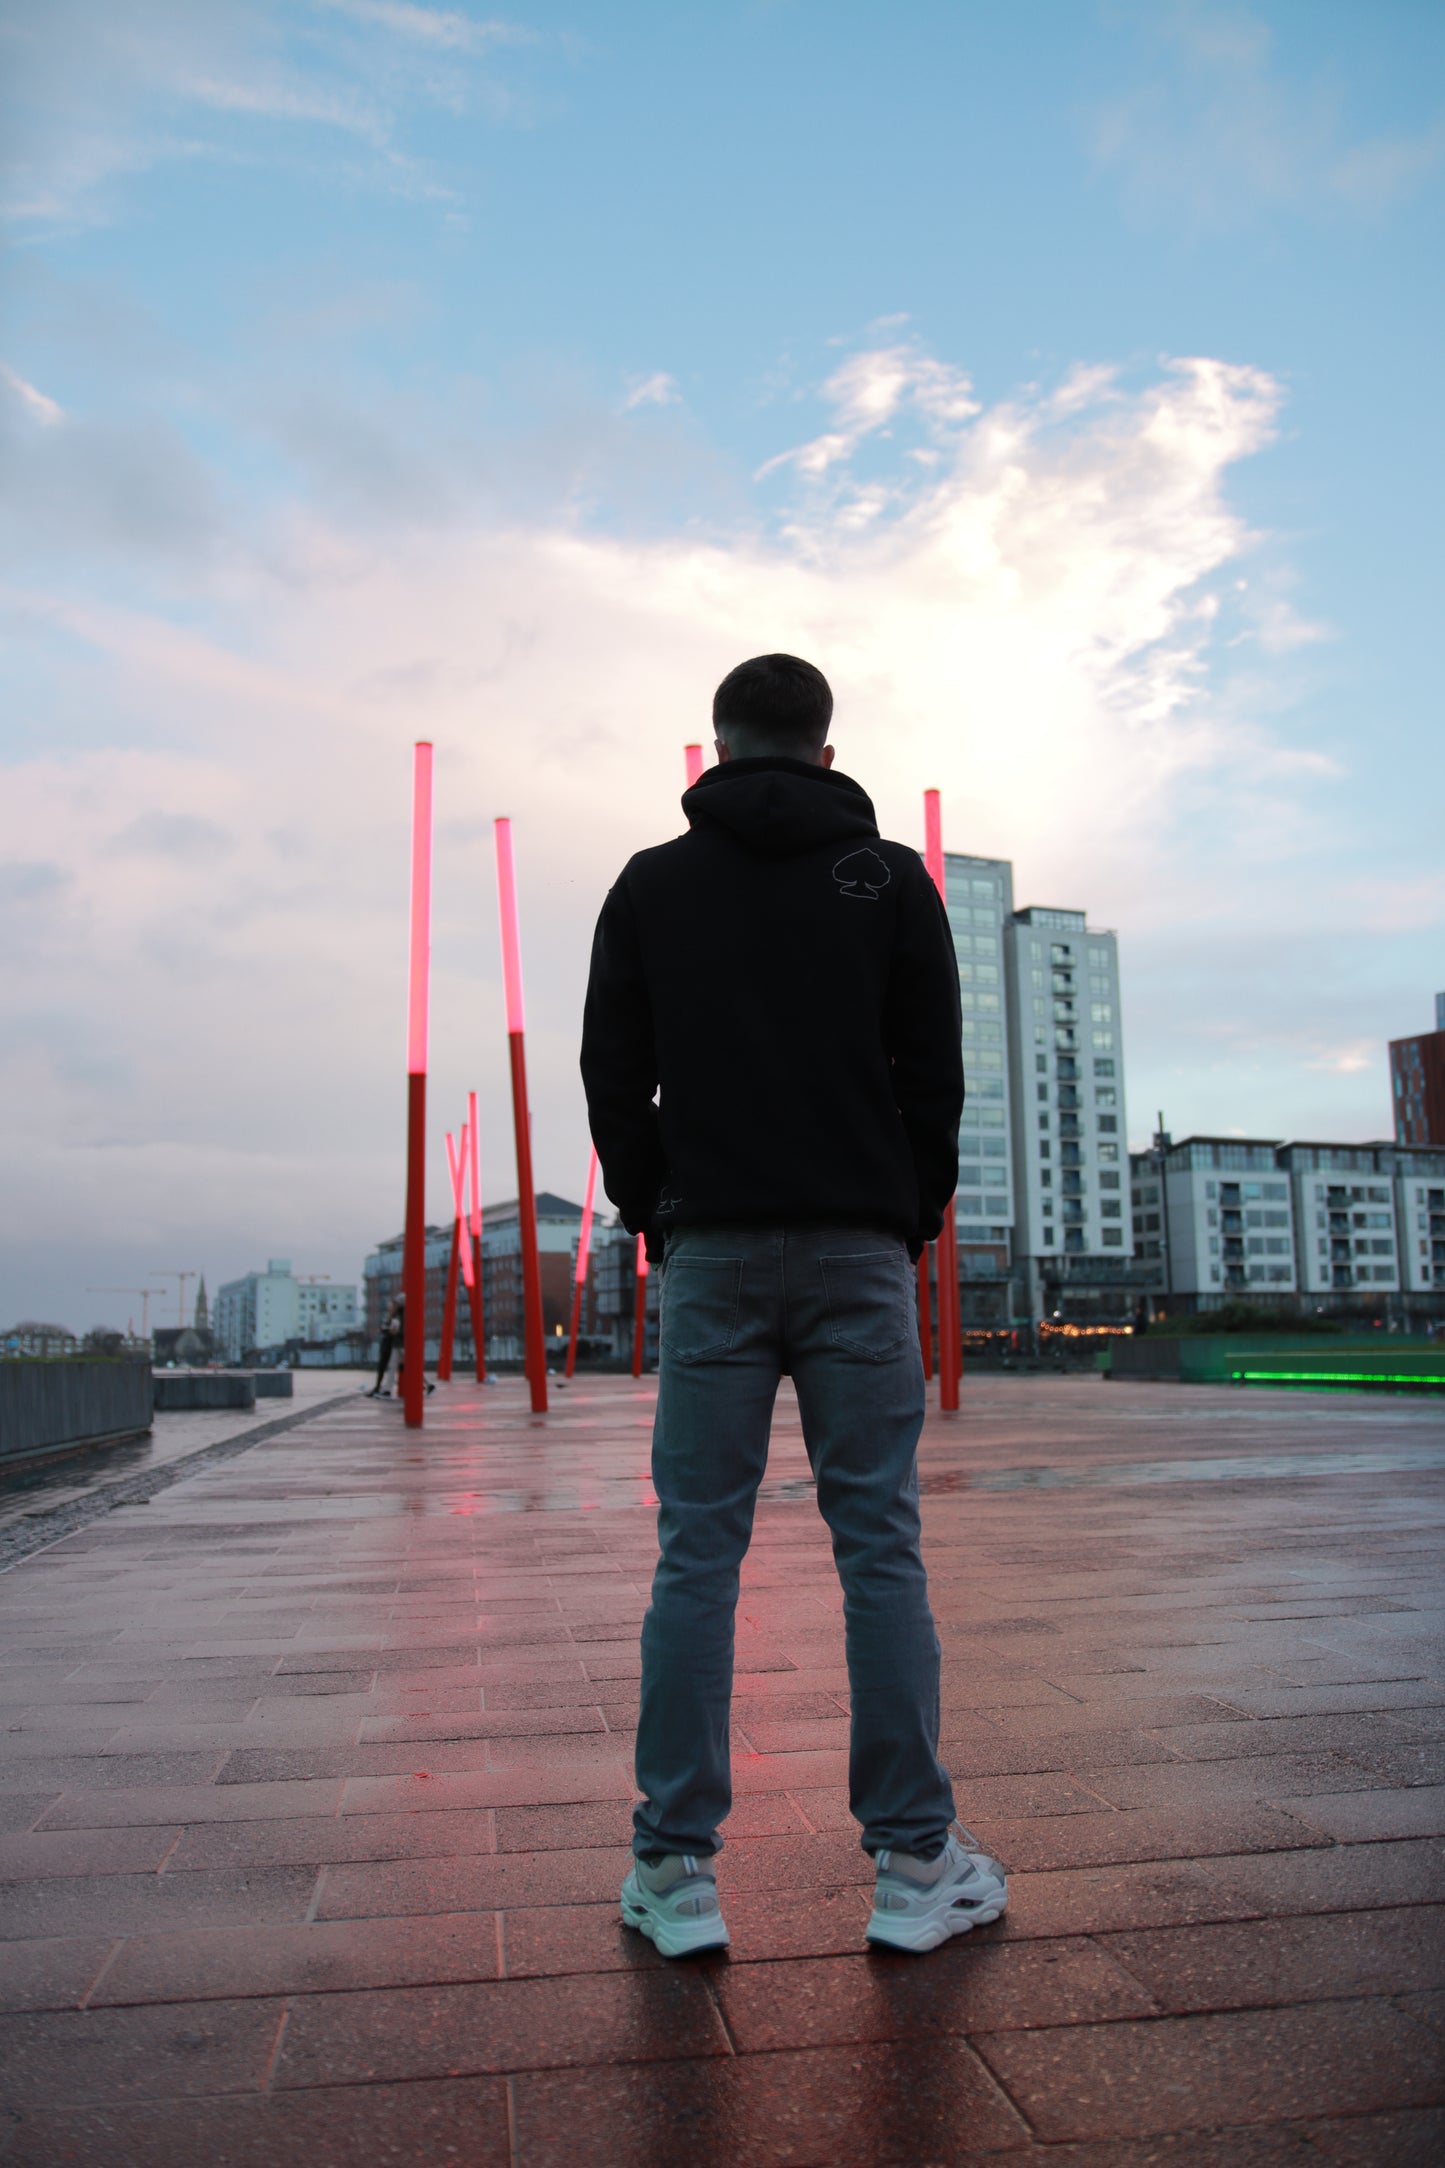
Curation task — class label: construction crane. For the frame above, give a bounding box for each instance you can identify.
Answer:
[86,1287,166,1337]
[151,1270,200,1327]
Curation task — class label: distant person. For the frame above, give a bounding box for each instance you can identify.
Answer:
[365,1294,403,1397]
[365,1292,432,1398]
[582,653,1006,1958]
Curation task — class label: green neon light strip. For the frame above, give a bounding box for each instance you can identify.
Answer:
[1230,1369,1445,1387]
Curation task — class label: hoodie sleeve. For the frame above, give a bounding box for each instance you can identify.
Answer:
[580,871,668,1238]
[884,861,964,1246]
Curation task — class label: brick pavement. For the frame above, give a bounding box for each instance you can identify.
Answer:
[0,1373,1441,2165]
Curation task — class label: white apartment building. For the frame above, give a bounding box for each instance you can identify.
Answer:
[937,853,1140,1322]
[214,1260,358,1360]
[1393,1151,1445,1293]
[1130,1139,1296,1298]
[1004,907,1130,1274]
[1278,1144,1402,1299]
[1129,1137,1445,1318]
[941,854,1015,1275]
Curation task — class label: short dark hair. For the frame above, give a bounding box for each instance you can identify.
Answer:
[712,654,833,759]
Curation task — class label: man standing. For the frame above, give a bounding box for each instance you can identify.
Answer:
[581,654,1007,1956]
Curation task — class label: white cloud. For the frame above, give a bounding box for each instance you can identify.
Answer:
[0,365,64,426]
[623,372,682,412]
[0,0,534,230]
[317,1,528,55]
[1090,3,1445,228]
[7,339,1392,1322]
[758,342,979,481]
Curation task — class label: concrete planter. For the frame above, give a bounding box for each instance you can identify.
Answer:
[152,1372,257,1412]
[0,1357,153,1466]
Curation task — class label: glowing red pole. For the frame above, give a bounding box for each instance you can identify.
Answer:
[494,818,548,1413]
[631,1233,649,1378]
[566,1145,599,1379]
[402,743,433,1428]
[924,788,961,1413]
[467,1089,485,1380]
[684,743,704,788]
[438,1133,461,1384]
[438,1125,471,1381]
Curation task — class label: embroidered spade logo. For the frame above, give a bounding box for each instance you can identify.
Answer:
[833,847,890,901]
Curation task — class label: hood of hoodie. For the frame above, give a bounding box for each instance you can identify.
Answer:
[682,757,878,860]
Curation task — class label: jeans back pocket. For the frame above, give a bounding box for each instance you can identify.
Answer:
[659,1255,744,1363]
[819,1248,911,1361]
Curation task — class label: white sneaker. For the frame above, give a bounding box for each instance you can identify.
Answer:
[621,1853,730,1958]
[866,1831,1008,1953]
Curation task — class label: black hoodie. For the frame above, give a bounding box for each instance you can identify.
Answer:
[580,756,963,1257]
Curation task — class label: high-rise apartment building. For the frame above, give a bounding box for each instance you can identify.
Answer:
[941,855,1015,1299]
[1390,997,1445,1145]
[940,853,1139,1324]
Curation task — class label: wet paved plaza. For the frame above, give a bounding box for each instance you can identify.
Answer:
[0,1372,1442,2165]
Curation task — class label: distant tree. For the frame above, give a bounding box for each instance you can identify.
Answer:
[2,1321,79,1356]
[83,1326,125,1355]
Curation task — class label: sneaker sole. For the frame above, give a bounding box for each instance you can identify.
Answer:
[621,1894,730,1959]
[866,1894,1007,1954]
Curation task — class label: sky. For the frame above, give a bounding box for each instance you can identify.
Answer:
[2,0,1443,1333]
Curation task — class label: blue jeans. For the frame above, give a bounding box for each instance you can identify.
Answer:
[632,1224,956,1861]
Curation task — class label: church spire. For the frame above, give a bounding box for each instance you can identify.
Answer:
[194,1276,209,1332]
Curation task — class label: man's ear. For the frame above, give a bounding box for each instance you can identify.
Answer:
[714,737,732,763]
[821,745,835,769]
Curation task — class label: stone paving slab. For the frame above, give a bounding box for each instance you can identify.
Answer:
[0,1372,1442,2162]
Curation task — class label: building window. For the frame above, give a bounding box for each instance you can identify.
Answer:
[1101,1201,1122,1218]
[1102,1229,1123,1246]
[1094,1059,1115,1078]
[1035,1053,1048,1073]
[1097,1115,1118,1133]
[1038,1082,1049,1101]
[1096,1088,1117,1109]
[1091,1030,1114,1050]
[1091,1003,1113,1024]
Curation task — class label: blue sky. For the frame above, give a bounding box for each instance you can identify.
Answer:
[2,0,1442,1328]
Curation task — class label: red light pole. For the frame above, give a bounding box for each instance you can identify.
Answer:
[493,818,548,1414]
[566,1145,599,1379]
[402,743,432,1428]
[684,743,704,789]
[631,1233,649,1378]
[467,1088,485,1380]
[439,1123,475,1382]
[924,788,961,1414]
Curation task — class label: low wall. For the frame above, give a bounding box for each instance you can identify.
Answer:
[0,1357,153,1466]
[252,1372,294,1399]
[1106,1336,1444,1392]
[152,1372,257,1412]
